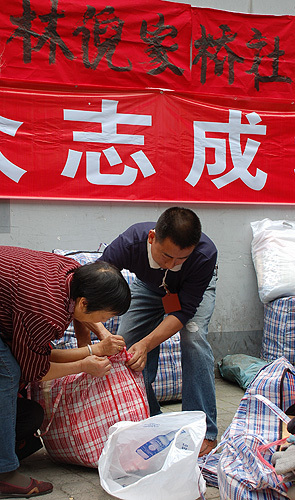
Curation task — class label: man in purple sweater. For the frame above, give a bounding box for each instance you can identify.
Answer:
[100,207,218,456]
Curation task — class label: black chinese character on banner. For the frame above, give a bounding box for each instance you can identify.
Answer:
[246,28,292,91]
[193,24,244,85]
[140,13,184,75]
[7,0,74,64]
[73,6,132,71]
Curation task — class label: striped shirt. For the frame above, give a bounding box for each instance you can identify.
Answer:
[0,246,80,381]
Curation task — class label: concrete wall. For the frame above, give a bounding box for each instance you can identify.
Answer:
[1,0,294,362]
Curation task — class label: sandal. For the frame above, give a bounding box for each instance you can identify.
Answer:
[0,477,53,498]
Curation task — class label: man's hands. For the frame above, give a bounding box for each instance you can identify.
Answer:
[92,335,126,356]
[124,316,184,372]
[126,341,148,372]
[81,355,112,378]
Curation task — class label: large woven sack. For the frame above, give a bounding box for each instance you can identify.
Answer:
[28,348,150,468]
[217,357,295,500]
[152,332,182,402]
[262,297,295,364]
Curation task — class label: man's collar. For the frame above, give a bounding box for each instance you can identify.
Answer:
[147,239,183,272]
[147,238,160,269]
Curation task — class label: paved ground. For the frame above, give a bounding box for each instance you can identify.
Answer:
[20,378,245,500]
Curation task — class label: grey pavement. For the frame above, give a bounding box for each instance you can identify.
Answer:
[19,378,245,500]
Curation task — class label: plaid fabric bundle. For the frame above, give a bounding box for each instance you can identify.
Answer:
[217,357,295,499]
[28,348,149,468]
[262,297,295,364]
[53,245,107,262]
[52,248,183,403]
[152,333,182,402]
[198,453,220,488]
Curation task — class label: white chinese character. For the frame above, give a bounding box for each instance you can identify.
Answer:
[0,116,26,182]
[62,99,155,185]
[185,110,267,191]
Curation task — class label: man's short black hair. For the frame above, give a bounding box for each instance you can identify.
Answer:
[155,207,201,249]
[70,260,131,315]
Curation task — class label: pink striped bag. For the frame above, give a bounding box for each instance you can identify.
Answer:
[28,348,150,468]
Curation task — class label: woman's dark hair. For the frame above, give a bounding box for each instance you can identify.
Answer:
[70,260,131,315]
[155,207,201,249]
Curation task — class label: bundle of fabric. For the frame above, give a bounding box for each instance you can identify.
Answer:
[29,349,149,467]
[251,218,295,304]
[217,357,295,499]
[262,297,295,365]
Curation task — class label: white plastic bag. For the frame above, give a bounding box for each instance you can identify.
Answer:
[251,218,295,303]
[98,411,206,500]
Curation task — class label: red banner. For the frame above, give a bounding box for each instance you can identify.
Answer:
[1,1,295,100]
[1,88,295,203]
[0,0,192,92]
[191,7,295,100]
[1,1,295,203]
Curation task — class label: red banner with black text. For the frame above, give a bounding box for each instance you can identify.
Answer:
[1,0,295,203]
[1,0,295,99]
[191,7,295,101]
[0,0,192,92]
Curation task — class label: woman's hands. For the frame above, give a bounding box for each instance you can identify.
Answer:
[92,335,126,356]
[80,334,125,378]
[46,335,126,381]
[79,334,126,378]
[81,355,112,378]
[80,335,126,378]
